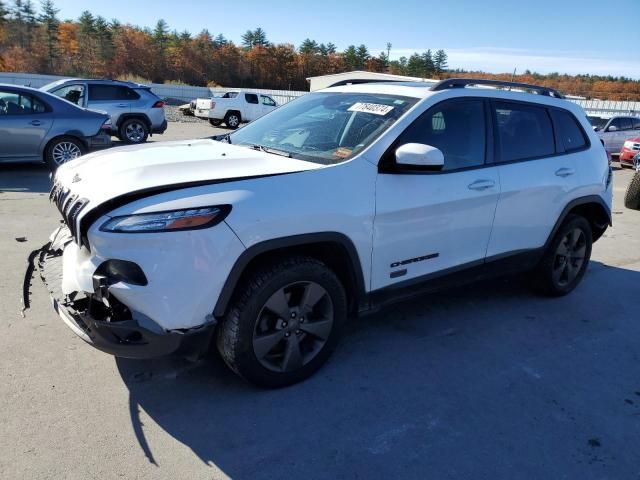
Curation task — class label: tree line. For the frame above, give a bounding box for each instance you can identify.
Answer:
[0,0,639,99]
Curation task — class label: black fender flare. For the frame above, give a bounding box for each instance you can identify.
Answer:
[116,113,152,130]
[213,232,366,317]
[544,195,611,250]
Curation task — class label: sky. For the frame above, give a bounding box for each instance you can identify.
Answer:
[50,0,640,78]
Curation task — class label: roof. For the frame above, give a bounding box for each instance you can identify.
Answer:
[320,80,581,114]
[40,78,150,89]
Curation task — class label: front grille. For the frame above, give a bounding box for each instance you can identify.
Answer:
[50,181,89,241]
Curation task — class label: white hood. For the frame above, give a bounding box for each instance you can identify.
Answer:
[54,138,321,207]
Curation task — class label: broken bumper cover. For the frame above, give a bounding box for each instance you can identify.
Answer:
[39,245,214,359]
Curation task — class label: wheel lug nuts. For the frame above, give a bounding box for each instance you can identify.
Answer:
[291,312,296,318]
[300,318,304,323]
[282,321,288,327]
[296,330,301,334]
[285,332,290,337]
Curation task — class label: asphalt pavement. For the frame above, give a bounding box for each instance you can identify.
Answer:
[1,121,639,479]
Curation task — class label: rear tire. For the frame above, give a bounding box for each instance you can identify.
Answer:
[624,171,640,210]
[216,256,346,388]
[224,112,241,129]
[119,118,149,144]
[44,136,85,171]
[209,119,222,127]
[532,214,592,296]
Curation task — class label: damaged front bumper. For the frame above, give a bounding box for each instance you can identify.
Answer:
[36,229,215,359]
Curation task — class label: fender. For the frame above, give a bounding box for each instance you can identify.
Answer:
[213,232,367,318]
[116,113,152,128]
[543,194,611,250]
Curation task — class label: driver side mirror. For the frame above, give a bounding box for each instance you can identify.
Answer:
[607,125,618,132]
[395,143,444,170]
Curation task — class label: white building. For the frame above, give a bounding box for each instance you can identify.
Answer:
[306,71,438,91]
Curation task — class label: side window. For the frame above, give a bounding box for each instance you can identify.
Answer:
[261,95,276,106]
[51,84,85,105]
[245,93,259,104]
[609,117,632,131]
[494,101,555,162]
[88,85,140,101]
[0,90,47,115]
[0,90,21,115]
[550,109,588,153]
[19,94,47,114]
[395,99,486,171]
[633,118,640,130]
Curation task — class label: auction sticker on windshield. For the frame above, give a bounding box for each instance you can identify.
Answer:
[348,102,394,116]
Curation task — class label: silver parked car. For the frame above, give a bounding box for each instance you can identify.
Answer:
[0,84,111,170]
[41,79,168,144]
[594,115,640,159]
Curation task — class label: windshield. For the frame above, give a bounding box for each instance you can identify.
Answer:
[228,92,419,165]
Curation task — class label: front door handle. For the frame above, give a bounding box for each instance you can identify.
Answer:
[555,167,575,178]
[468,179,495,191]
[116,104,128,108]
[29,120,42,126]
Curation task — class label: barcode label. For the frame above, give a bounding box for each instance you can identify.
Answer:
[348,102,394,116]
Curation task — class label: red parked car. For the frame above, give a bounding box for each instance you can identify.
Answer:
[620,137,640,167]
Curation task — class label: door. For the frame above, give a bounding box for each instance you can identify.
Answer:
[86,84,136,125]
[372,98,500,290]
[259,95,277,117]
[243,93,260,121]
[0,89,53,161]
[486,101,583,257]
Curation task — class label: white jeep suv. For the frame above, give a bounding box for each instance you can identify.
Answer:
[40,78,612,387]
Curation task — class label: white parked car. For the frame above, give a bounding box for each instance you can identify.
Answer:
[194,90,278,128]
[41,78,612,387]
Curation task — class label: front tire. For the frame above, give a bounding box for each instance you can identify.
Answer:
[119,118,149,144]
[45,136,85,171]
[216,256,347,388]
[532,214,592,296]
[624,171,640,210]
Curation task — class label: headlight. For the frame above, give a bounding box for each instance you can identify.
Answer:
[623,141,635,149]
[99,206,230,233]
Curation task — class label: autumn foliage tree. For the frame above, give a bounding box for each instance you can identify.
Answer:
[0,0,638,99]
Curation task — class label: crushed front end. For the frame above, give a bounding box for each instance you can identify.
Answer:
[38,227,214,358]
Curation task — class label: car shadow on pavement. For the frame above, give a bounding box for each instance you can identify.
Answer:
[115,261,640,479]
[0,163,51,193]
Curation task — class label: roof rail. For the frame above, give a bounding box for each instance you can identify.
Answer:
[327,78,408,88]
[430,78,564,99]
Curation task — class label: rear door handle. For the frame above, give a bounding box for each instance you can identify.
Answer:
[555,168,575,177]
[29,120,42,126]
[468,179,495,191]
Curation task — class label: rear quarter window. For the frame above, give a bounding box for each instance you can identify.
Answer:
[550,109,588,153]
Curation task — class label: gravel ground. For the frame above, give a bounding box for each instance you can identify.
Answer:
[163,105,208,124]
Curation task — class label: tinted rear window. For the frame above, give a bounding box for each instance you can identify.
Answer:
[494,101,555,162]
[245,93,259,104]
[551,109,588,152]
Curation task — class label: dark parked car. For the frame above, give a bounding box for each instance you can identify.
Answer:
[0,84,111,170]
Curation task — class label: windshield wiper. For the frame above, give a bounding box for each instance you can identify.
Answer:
[249,144,292,158]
